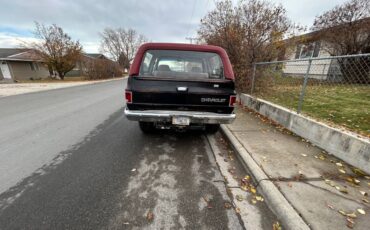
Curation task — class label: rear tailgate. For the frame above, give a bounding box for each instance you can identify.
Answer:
[126,76,235,114]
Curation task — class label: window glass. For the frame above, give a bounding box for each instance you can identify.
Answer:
[296,42,320,59]
[140,50,224,79]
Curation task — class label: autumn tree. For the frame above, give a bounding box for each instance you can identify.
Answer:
[312,0,370,55]
[311,0,370,83]
[99,28,147,69]
[198,0,295,91]
[28,22,82,80]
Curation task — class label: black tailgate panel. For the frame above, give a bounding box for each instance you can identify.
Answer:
[126,76,235,114]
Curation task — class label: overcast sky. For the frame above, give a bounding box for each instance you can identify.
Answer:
[0,0,348,53]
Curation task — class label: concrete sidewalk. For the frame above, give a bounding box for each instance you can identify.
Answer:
[0,77,126,97]
[224,106,370,230]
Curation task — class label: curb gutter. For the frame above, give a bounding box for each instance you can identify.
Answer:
[220,125,310,230]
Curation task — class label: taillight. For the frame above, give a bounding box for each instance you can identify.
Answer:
[229,95,236,107]
[125,91,132,104]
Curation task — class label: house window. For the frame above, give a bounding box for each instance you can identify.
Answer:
[29,62,39,71]
[29,62,35,71]
[295,42,321,59]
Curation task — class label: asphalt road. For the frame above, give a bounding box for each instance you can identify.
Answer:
[0,79,247,229]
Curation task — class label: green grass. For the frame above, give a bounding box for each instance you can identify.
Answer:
[255,84,370,137]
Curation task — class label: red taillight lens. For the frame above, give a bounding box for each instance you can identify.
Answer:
[229,95,236,107]
[125,91,132,104]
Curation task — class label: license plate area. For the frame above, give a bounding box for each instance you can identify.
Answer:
[172,116,190,126]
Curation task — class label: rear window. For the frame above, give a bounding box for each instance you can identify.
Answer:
[139,50,224,79]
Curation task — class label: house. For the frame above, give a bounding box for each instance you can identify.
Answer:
[282,31,344,81]
[282,17,370,81]
[0,48,49,82]
[65,53,113,77]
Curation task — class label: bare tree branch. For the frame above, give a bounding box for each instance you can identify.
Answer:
[99,28,147,69]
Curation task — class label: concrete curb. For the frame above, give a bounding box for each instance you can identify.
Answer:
[220,125,310,230]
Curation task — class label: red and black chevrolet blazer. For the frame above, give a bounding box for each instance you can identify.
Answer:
[124,42,236,133]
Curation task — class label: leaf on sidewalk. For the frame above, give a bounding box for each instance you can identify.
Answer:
[351,168,366,176]
[362,198,369,203]
[224,202,232,209]
[235,195,244,201]
[338,169,346,174]
[359,191,368,196]
[255,195,263,201]
[346,217,355,229]
[301,154,307,157]
[346,212,357,218]
[146,211,154,222]
[250,187,257,194]
[357,209,366,215]
[336,162,343,167]
[273,221,282,230]
[338,210,347,216]
[327,203,335,210]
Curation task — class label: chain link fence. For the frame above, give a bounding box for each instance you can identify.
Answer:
[249,54,370,136]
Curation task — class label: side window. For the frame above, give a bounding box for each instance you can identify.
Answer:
[208,55,223,79]
[140,52,153,74]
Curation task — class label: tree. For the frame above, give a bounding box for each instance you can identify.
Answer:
[28,22,82,80]
[84,58,123,80]
[312,0,370,55]
[198,0,295,91]
[312,0,370,83]
[99,28,147,69]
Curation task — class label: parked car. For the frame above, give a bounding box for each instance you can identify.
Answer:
[124,43,236,133]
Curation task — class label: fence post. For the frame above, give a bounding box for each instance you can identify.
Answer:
[297,59,312,114]
[250,63,256,95]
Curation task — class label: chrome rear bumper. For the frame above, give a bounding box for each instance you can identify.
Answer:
[124,107,235,124]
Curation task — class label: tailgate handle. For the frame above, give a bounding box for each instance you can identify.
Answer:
[177,86,188,92]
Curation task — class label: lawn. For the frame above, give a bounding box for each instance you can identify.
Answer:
[254,84,370,137]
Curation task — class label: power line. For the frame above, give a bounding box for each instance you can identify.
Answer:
[186,0,198,39]
[185,37,199,44]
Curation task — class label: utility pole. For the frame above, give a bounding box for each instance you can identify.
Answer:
[185,37,198,44]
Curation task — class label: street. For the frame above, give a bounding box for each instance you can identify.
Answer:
[0,79,275,229]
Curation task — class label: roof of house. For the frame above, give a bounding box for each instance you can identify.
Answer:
[0,48,28,59]
[129,42,235,79]
[84,53,106,59]
[0,48,42,61]
[285,16,370,44]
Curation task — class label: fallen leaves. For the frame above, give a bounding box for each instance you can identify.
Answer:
[346,217,355,229]
[357,208,366,215]
[338,210,347,216]
[146,211,154,222]
[351,168,367,177]
[346,212,357,218]
[359,191,368,196]
[235,195,244,202]
[224,202,232,209]
[203,196,213,209]
[273,221,282,230]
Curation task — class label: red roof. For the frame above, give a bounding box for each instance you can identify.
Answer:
[129,43,235,80]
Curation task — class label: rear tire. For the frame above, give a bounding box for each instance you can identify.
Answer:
[205,124,220,134]
[139,122,156,134]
